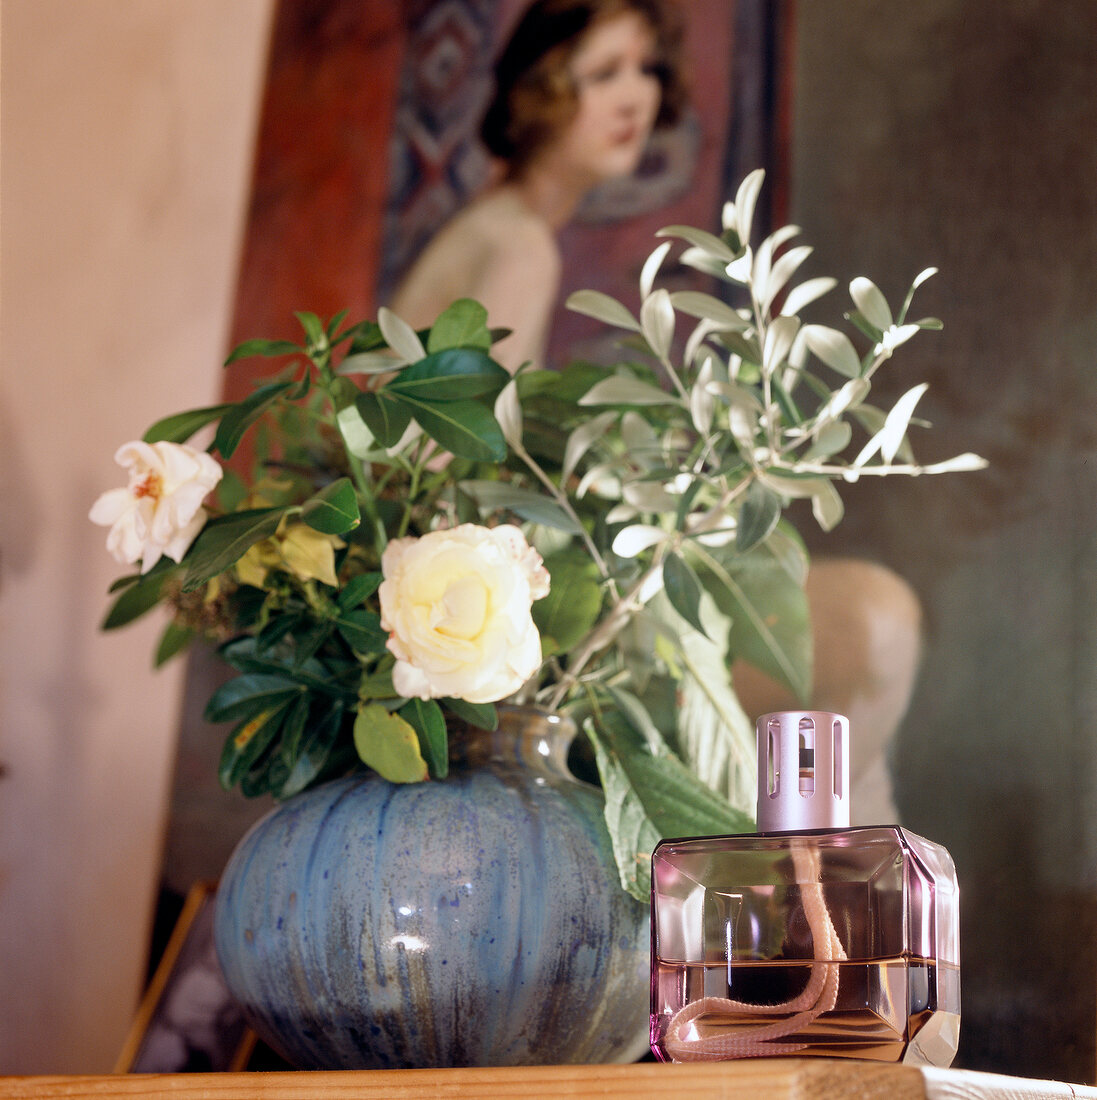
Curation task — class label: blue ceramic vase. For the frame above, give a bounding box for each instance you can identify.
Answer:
[212,706,650,1068]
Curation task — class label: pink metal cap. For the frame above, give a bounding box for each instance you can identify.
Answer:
[756,711,850,832]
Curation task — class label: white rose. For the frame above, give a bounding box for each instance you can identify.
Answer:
[379,523,550,704]
[90,440,223,574]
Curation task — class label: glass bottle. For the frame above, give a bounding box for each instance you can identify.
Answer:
[650,710,960,1064]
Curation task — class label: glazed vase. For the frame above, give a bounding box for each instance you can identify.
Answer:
[212,706,650,1068]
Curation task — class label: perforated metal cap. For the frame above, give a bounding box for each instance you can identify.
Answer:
[756,711,850,832]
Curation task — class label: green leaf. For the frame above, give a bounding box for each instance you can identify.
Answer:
[216,636,336,690]
[385,348,508,401]
[662,551,707,637]
[693,542,811,701]
[204,673,302,723]
[459,480,582,533]
[441,698,498,731]
[213,380,295,459]
[101,565,174,629]
[586,694,754,899]
[337,572,382,609]
[277,692,312,765]
[400,698,448,779]
[300,477,361,535]
[355,391,412,449]
[358,666,397,700]
[736,479,781,552]
[426,298,492,352]
[402,395,507,462]
[532,550,604,657]
[224,338,302,366]
[154,619,194,667]
[280,702,346,798]
[345,319,386,353]
[143,404,235,445]
[218,704,289,790]
[295,311,327,353]
[353,703,429,782]
[182,507,286,592]
[335,608,388,654]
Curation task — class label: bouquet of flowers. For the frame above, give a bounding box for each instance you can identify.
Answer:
[92,171,983,898]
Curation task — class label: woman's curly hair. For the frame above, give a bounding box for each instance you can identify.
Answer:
[480,0,687,176]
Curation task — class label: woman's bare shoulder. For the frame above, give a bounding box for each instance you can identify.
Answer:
[458,189,559,259]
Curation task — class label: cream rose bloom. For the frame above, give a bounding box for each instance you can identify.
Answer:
[379,523,551,704]
[89,440,223,574]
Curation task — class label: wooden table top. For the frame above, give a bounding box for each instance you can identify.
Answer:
[1,1061,1095,1100]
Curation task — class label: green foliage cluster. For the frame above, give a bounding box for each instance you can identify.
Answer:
[100,170,983,900]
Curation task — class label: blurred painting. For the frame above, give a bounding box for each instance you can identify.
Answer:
[224,0,793,396]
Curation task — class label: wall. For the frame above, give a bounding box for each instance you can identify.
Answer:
[0,0,274,1072]
[791,0,1097,1081]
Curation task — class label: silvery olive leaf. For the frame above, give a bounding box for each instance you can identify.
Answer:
[724,250,753,284]
[761,245,813,316]
[621,411,660,470]
[612,524,667,558]
[849,277,893,329]
[606,502,639,525]
[811,481,844,531]
[576,461,622,499]
[623,480,679,514]
[803,420,853,461]
[640,289,675,361]
[685,318,720,366]
[733,167,766,247]
[814,376,871,427]
[923,452,989,473]
[655,224,737,262]
[493,379,522,449]
[689,357,715,436]
[779,276,837,317]
[680,247,735,280]
[802,324,862,379]
[762,315,800,377]
[669,291,750,330]
[705,380,764,413]
[878,323,922,354]
[565,289,641,332]
[897,266,938,324]
[377,307,425,364]
[336,405,375,459]
[579,374,680,407]
[640,241,673,300]
[336,350,406,374]
[752,224,801,297]
[760,471,831,501]
[878,382,929,463]
[562,410,617,484]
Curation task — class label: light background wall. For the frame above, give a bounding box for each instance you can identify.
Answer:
[0,0,274,1072]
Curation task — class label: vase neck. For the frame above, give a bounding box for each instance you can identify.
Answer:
[450,706,577,780]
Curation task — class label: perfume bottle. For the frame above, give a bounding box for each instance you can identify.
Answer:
[650,710,960,1064]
